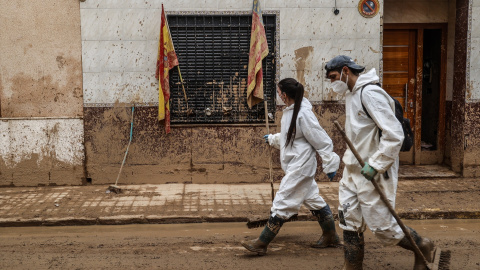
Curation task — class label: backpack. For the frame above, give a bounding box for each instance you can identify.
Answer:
[360,83,414,152]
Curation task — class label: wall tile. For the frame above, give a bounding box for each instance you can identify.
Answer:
[472,7,480,38]
[120,9,148,40]
[81,9,123,41]
[82,41,102,73]
[82,72,101,104]
[470,38,480,70]
[468,68,480,100]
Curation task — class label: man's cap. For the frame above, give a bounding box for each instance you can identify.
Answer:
[325,55,365,72]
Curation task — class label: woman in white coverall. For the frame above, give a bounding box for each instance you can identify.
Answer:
[325,55,435,270]
[241,78,341,255]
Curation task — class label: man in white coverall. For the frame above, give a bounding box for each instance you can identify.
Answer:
[325,55,435,270]
[241,78,341,255]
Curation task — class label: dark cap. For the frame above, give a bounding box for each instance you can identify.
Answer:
[325,55,365,72]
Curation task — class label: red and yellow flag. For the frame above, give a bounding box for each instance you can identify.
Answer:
[156,4,179,134]
[247,0,269,108]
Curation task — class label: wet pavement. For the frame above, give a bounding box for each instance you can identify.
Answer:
[0,177,478,227]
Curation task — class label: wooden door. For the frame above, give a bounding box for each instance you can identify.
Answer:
[384,24,447,165]
[383,29,417,164]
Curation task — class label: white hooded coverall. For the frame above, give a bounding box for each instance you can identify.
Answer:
[339,68,405,245]
[268,98,340,220]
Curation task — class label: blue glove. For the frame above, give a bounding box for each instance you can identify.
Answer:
[327,172,336,181]
[361,162,377,181]
[263,135,269,144]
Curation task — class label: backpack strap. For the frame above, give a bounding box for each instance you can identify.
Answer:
[360,83,381,119]
[359,82,390,180]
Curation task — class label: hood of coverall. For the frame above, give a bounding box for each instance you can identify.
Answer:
[352,68,380,93]
[283,97,312,112]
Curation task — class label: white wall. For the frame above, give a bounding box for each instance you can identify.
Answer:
[80,0,382,105]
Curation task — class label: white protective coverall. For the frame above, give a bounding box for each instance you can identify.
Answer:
[339,68,405,245]
[267,98,340,220]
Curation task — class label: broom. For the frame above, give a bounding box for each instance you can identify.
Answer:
[107,106,135,194]
[333,120,449,270]
[246,100,298,229]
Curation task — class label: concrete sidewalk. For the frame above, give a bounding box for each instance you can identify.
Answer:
[0,178,479,227]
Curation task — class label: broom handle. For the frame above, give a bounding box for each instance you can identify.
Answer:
[265,100,274,202]
[333,121,429,268]
[177,66,189,110]
[114,106,135,186]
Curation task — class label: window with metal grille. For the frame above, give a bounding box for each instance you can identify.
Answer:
[168,14,277,124]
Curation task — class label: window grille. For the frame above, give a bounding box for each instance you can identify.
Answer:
[168,14,277,124]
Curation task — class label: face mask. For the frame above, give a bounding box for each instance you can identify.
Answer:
[331,70,348,94]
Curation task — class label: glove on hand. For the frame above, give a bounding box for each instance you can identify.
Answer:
[263,135,270,144]
[361,162,377,181]
[326,172,336,181]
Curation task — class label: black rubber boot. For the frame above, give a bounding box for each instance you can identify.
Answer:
[342,230,364,270]
[397,226,435,270]
[241,215,285,255]
[311,205,341,248]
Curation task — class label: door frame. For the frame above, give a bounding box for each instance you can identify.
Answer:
[384,23,448,165]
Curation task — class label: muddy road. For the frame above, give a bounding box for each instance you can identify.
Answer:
[0,219,479,269]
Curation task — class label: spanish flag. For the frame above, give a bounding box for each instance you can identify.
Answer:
[156,4,179,134]
[246,0,269,108]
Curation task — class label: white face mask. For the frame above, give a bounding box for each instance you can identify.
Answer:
[331,70,348,94]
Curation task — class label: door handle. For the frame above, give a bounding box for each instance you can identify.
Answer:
[404,83,408,112]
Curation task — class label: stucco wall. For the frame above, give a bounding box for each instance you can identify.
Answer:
[80,0,379,184]
[0,0,85,186]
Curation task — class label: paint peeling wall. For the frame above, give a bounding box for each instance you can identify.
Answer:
[80,0,379,184]
[0,0,85,186]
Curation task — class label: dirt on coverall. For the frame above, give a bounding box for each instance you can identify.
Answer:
[268,98,340,220]
[339,68,405,245]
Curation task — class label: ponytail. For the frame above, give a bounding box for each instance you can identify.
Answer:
[278,78,304,147]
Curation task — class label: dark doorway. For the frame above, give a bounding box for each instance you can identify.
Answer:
[421,29,442,151]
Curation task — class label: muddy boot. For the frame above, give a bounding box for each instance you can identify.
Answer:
[397,226,435,270]
[311,205,341,248]
[241,215,285,255]
[342,230,364,270]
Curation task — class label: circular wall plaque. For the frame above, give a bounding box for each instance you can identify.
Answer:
[358,0,380,18]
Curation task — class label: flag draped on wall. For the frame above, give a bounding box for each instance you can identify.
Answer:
[156,4,179,134]
[246,0,269,108]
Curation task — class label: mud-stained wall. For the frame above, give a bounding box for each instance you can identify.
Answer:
[451,0,469,173]
[84,104,346,184]
[0,119,85,186]
[80,0,378,183]
[0,0,84,186]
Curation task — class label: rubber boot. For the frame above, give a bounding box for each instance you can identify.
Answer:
[397,226,435,270]
[311,205,341,248]
[342,230,364,270]
[241,215,285,255]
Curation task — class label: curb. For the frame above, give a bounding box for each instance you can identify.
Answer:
[0,211,478,227]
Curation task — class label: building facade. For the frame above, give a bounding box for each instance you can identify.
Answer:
[0,0,479,186]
